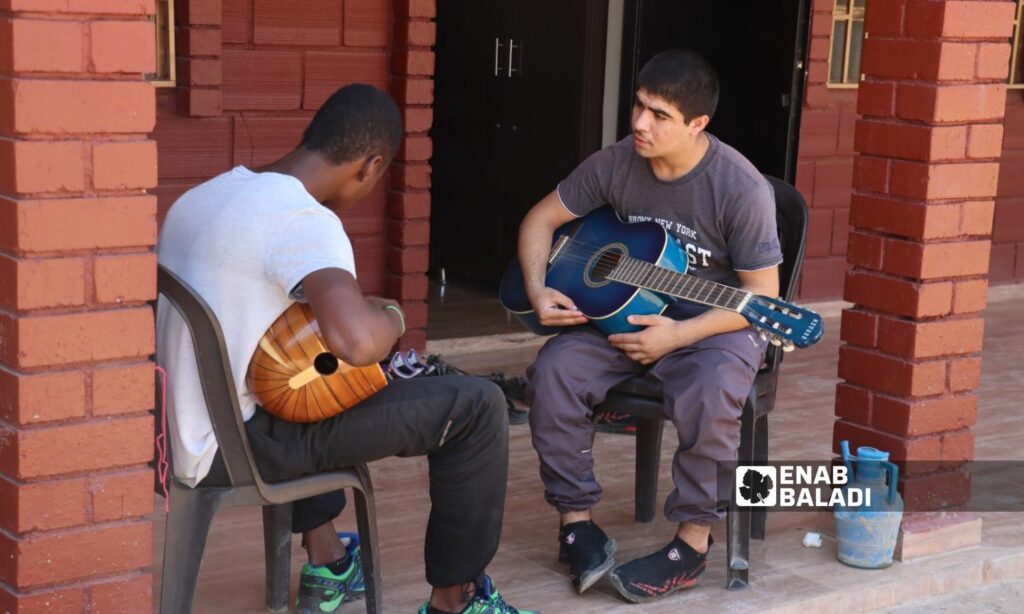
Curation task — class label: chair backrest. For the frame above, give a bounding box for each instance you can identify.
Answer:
[157,264,262,490]
[763,175,810,370]
[764,175,809,302]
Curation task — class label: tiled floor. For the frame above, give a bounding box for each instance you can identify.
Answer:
[152,284,1024,613]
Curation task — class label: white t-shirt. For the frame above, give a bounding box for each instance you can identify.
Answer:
[156,167,356,486]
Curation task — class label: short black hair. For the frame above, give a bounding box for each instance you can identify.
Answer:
[637,50,719,122]
[300,84,402,164]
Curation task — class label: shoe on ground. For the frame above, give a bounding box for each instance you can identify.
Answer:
[608,535,711,604]
[295,534,365,613]
[417,575,538,614]
[558,521,617,593]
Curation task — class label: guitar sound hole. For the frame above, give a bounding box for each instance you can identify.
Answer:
[585,247,624,286]
[314,352,339,375]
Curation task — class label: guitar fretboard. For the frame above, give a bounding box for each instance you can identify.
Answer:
[607,256,750,312]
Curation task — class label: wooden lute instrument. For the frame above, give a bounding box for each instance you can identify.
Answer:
[247,302,388,422]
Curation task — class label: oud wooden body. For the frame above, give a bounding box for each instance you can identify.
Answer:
[247,302,388,422]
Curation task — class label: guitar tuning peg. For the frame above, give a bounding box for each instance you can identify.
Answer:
[769,336,782,346]
[758,330,768,342]
[782,341,795,352]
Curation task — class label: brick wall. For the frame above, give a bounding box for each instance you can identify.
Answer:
[153,0,433,348]
[0,1,157,611]
[796,0,1021,299]
[834,0,1013,519]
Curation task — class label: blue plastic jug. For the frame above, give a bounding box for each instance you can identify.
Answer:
[834,440,904,569]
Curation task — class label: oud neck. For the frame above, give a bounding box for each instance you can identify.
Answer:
[608,257,750,312]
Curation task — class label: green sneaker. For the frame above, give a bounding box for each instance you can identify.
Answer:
[416,576,537,614]
[295,546,365,613]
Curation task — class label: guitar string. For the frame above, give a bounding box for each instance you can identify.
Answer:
[543,238,750,311]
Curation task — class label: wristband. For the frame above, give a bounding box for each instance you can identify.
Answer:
[384,304,406,336]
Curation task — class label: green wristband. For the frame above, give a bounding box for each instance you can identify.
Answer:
[385,304,406,336]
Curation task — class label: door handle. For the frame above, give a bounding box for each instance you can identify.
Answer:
[507,38,519,77]
[493,38,504,77]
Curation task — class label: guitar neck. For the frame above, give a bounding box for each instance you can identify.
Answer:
[607,257,751,312]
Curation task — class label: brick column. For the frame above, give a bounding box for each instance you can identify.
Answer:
[175,0,223,117]
[835,0,1015,559]
[387,0,435,350]
[0,1,157,610]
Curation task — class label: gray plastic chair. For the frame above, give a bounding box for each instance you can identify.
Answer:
[592,175,809,590]
[156,265,382,613]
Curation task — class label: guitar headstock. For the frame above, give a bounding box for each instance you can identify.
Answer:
[740,295,824,350]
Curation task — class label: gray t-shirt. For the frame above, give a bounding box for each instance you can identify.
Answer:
[557,134,783,291]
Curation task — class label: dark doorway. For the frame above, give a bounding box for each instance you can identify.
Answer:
[618,0,810,182]
[430,0,609,286]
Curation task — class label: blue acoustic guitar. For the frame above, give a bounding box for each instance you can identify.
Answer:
[499,207,824,350]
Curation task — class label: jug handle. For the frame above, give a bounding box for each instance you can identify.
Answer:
[882,460,899,504]
[840,440,854,480]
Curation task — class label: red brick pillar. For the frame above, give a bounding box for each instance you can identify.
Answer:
[176,0,223,117]
[835,0,1015,559]
[0,1,157,610]
[388,0,435,350]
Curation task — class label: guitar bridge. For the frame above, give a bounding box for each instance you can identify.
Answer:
[548,235,570,265]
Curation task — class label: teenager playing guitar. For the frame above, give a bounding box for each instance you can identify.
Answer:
[157,84,534,614]
[517,50,783,603]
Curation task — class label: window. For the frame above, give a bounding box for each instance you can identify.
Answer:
[828,0,865,87]
[1011,0,1024,88]
[832,0,1024,89]
[148,0,175,87]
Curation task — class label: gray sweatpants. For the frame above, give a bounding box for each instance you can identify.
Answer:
[526,326,767,525]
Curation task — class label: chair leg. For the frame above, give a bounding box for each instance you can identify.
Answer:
[263,503,293,613]
[159,482,229,614]
[353,466,382,614]
[727,401,756,590]
[751,415,769,541]
[726,502,750,590]
[634,417,664,523]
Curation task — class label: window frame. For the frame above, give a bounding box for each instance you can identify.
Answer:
[827,0,865,89]
[1011,0,1024,89]
[148,0,176,88]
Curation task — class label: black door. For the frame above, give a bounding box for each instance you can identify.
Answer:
[618,0,809,181]
[431,0,608,285]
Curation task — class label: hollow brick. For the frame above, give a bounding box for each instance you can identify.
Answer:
[0,477,88,533]
[0,195,156,254]
[0,18,83,74]
[3,79,155,135]
[3,416,153,480]
[0,522,151,589]
[91,361,154,416]
[838,346,947,397]
[872,394,977,437]
[0,139,85,195]
[92,141,158,191]
[89,20,155,74]
[7,308,154,369]
[92,252,157,305]
[0,368,87,425]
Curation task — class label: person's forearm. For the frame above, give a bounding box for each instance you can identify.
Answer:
[518,210,555,299]
[668,278,776,348]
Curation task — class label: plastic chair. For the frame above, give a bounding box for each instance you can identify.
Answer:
[592,175,809,590]
[156,265,382,613]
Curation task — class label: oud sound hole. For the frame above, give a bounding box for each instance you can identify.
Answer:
[584,246,625,288]
[314,353,339,375]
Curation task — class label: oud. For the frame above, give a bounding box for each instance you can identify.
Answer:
[247,302,388,422]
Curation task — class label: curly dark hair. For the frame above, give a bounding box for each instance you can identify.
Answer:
[300,84,402,164]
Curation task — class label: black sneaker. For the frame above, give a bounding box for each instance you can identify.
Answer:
[557,521,617,593]
[609,535,712,603]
